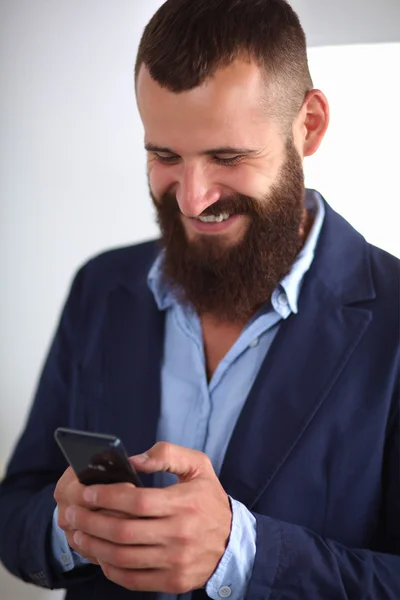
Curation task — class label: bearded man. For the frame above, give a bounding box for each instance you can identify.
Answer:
[1,1,399,599]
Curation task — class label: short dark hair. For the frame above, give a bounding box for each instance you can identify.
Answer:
[135,0,313,129]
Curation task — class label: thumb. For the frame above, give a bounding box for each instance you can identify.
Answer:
[130,442,214,482]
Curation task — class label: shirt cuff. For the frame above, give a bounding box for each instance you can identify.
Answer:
[206,497,257,600]
[50,506,91,573]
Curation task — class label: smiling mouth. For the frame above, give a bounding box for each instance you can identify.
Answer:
[184,213,244,235]
[196,212,231,223]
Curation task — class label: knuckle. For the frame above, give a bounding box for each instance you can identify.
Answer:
[55,467,74,489]
[53,486,60,502]
[133,490,150,516]
[183,493,200,516]
[113,520,132,545]
[54,476,79,505]
[54,480,65,503]
[201,452,213,470]
[57,511,68,530]
[155,440,172,462]
[175,520,195,546]
[171,547,193,570]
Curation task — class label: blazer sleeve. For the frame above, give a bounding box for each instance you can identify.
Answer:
[248,400,400,599]
[0,266,100,590]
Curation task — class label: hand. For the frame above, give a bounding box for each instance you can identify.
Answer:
[54,466,127,565]
[64,442,232,593]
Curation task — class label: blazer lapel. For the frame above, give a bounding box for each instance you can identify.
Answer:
[219,282,372,508]
[219,198,376,509]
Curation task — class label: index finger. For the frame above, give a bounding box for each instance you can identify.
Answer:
[54,467,90,507]
[81,483,174,518]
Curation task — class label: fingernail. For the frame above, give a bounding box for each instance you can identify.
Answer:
[65,506,76,525]
[83,487,97,503]
[73,531,83,546]
[133,453,149,463]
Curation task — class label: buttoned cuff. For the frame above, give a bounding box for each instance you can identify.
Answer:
[206,497,257,600]
[50,506,90,573]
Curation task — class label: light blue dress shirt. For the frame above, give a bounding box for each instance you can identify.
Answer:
[51,190,325,600]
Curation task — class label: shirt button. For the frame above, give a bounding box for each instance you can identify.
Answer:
[277,292,288,306]
[218,586,232,598]
[249,338,260,348]
[61,553,71,566]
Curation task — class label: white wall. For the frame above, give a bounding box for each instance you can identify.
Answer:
[290,0,400,45]
[306,43,400,259]
[1,1,399,598]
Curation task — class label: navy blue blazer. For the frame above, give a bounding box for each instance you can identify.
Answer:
[0,197,399,599]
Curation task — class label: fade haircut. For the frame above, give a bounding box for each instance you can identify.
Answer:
[135,0,314,131]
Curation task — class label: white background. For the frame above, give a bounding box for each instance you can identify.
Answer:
[0,1,399,598]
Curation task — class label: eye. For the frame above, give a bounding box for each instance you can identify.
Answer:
[152,153,180,164]
[214,156,242,166]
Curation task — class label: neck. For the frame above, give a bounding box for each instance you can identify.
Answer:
[298,207,314,250]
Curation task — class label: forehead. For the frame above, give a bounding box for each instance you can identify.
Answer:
[136,60,280,151]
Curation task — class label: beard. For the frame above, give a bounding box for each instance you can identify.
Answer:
[151,137,306,323]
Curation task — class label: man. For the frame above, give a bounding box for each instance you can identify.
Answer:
[0,0,399,598]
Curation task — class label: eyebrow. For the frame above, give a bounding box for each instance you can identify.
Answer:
[144,143,257,156]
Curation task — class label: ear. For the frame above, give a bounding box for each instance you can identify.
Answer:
[295,89,330,158]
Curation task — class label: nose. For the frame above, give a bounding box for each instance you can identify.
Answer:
[175,163,222,217]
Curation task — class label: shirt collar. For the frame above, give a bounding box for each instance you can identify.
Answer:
[147,189,325,315]
[147,250,172,311]
[277,189,325,315]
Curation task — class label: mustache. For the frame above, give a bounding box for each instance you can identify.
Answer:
[156,191,260,217]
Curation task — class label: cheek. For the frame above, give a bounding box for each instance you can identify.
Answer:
[222,167,272,200]
[148,163,177,200]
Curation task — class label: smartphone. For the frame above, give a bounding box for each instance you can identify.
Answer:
[54,427,143,486]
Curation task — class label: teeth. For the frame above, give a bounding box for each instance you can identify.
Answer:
[198,212,230,223]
